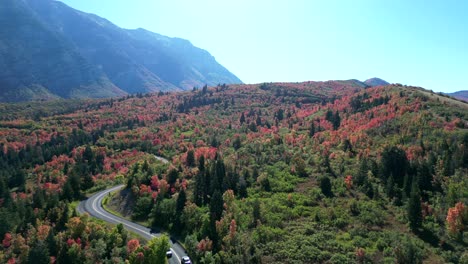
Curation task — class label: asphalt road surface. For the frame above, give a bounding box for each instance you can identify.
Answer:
[77,184,187,264]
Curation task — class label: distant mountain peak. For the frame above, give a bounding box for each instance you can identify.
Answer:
[364,78,389,87]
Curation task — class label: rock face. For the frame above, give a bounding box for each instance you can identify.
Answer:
[364,78,390,87]
[0,0,242,102]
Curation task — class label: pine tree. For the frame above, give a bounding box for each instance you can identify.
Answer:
[238,176,248,198]
[209,190,223,251]
[83,145,94,162]
[68,174,81,199]
[57,204,69,231]
[46,229,58,256]
[167,169,179,185]
[408,180,422,232]
[309,122,316,137]
[332,111,341,130]
[239,112,246,124]
[233,136,242,150]
[193,171,204,206]
[61,181,74,202]
[320,176,333,197]
[186,150,195,167]
[27,241,50,264]
[198,155,205,172]
[252,199,261,226]
[174,190,187,233]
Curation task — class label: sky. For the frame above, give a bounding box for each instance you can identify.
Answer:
[59,0,468,93]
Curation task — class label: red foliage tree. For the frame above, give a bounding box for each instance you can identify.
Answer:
[2,233,12,248]
[446,202,467,237]
[345,175,353,190]
[127,239,140,254]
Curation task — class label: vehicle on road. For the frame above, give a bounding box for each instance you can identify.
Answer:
[166,250,172,258]
[181,256,191,264]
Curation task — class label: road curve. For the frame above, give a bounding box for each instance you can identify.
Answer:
[154,155,169,164]
[77,184,187,264]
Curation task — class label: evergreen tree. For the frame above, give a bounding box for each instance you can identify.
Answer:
[325,110,334,122]
[408,180,422,232]
[320,176,333,197]
[209,190,223,251]
[233,136,242,150]
[142,160,150,172]
[174,189,187,233]
[0,177,6,199]
[276,109,284,121]
[167,169,179,185]
[83,145,94,162]
[249,122,258,132]
[210,190,223,221]
[309,122,316,137]
[46,229,58,256]
[238,176,248,198]
[32,188,45,209]
[252,199,261,226]
[82,172,94,191]
[186,150,195,167]
[193,171,204,206]
[380,146,408,186]
[355,158,369,187]
[61,181,74,202]
[386,175,396,198]
[57,204,69,231]
[332,111,341,130]
[27,241,50,264]
[211,160,225,193]
[256,116,262,126]
[198,155,205,172]
[239,112,246,124]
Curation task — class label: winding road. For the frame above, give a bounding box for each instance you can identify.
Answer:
[77,155,187,264]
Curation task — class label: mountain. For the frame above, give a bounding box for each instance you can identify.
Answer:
[0,0,241,102]
[448,90,468,102]
[364,77,389,87]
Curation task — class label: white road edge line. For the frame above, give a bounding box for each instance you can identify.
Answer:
[88,185,182,264]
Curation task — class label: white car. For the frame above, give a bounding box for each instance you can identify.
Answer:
[166,250,172,258]
[181,256,191,264]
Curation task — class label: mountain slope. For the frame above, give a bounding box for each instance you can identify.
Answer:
[0,0,125,102]
[0,0,242,102]
[26,0,242,91]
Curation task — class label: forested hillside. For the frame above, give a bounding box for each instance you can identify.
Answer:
[0,81,467,263]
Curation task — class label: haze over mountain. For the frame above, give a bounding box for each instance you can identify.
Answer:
[0,0,241,102]
[447,91,468,102]
[364,78,390,87]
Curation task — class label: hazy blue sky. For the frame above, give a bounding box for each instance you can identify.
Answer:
[59,0,467,93]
